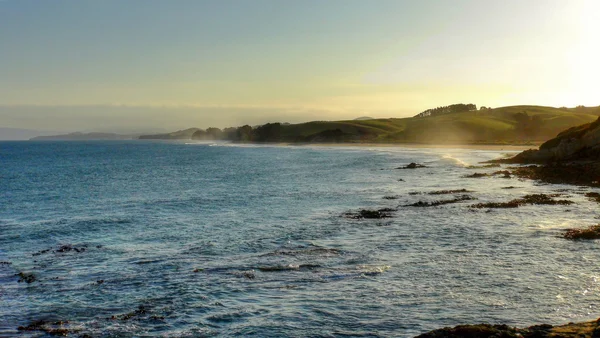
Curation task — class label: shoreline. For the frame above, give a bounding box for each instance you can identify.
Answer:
[289,142,538,151]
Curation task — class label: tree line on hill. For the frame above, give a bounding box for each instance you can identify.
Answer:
[191,123,286,142]
[414,103,477,118]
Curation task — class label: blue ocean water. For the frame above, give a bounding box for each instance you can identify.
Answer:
[1,141,599,337]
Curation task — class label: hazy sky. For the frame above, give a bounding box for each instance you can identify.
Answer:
[1,0,599,131]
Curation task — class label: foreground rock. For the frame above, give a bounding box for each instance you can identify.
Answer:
[344,209,394,219]
[416,318,600,338]
[492,117,600,187]
[406,195,475,207]
[507,117,600,163]
[510,163,600,187]
[18,320,74,336]
[397,162,428,169]
[471,194,573,209]
[563,224,600,240]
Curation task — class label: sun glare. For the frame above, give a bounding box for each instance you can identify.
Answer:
[563,0,600,106]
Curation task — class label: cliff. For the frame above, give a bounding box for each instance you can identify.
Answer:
[508,117,600,163]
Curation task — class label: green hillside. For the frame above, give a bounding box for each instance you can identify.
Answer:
[140,105,600,144]
[280,105,600,144]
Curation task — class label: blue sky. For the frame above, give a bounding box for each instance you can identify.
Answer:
[1,0,598,131]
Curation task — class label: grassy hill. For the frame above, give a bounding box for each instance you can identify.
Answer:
[280,105,600,144]
[140,105,600,144]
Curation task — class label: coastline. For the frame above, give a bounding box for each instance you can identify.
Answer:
[417,139,600,336]
[233,141,540,151]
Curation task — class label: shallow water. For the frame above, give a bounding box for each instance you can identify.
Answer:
[1,141,599,337]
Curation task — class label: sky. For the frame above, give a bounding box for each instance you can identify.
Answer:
[1,0,599,132]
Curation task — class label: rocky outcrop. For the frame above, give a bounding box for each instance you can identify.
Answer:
[509,117,600,163]
[416,318,600,338]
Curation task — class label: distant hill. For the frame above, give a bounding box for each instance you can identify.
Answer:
[0,128,57,140]
[354,116,374,121]
[135,105,600,144]
[31,132,135,141]
[138,128,200,140]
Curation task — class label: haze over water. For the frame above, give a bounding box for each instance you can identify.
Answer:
[1,141,599,337]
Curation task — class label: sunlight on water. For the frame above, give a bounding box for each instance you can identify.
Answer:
[0,141,599,337]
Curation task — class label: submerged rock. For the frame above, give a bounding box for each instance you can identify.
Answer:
[406,195,475,207]
[344,209,394,219]
[32,244,92,256]
[466,163,501,169]
[17,272,36,284]
[463,173,490,178]
[108,305,148,321]
[428,189,472,195]
[471,194,573,209]
[18,320,73,336]
[257,264,320,272]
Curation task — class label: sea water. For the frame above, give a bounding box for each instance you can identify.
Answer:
[1,141,599,337]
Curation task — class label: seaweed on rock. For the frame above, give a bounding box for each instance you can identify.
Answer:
[345,209,394,219]
[406,195,475,207]
[471,194,574,209]
[563,224,600,240]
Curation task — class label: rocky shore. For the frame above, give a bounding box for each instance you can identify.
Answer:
[416,319,600,338]
[417,117,600,337]
[494,116,600,187]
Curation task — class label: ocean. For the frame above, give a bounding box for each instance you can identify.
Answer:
[1,141,599,337]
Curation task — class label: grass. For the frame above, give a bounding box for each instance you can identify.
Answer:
[278,105,600,144]
[141,104,600,143]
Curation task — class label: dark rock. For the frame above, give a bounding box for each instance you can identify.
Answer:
[32,248,52,256]
[471,194,573,209]
[406,195,475,207]
[345,209,393,219]
[17,272,36,284]
[17,320,73,336]
[585,192,600,203]
[510,163,600,187]
[466,163,501,169]
[416,320,600,338]
[563,224,600,240]
[415,323,521,338]
[56,244,88,253]
[492,170,512,178]
[428,189,472,195]
[397,162,427,169]
[463,173,490,178]
[108,306,148,321]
